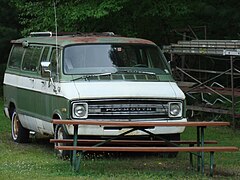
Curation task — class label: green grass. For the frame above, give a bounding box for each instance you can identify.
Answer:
[0,98,239,179]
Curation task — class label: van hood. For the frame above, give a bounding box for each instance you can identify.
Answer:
[61,81,185,100]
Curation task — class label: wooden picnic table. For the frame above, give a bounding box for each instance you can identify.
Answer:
[51,120,238,176]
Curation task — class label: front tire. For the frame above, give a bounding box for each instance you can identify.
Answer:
[54,124,71,159]
[11,111,29,143]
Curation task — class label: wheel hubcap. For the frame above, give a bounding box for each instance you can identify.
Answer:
[57,127,64,154]
[12,113,19,140]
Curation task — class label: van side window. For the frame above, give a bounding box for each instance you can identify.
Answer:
[49,48,60,76]
[22,46,43,72]
[41,47,50,62]
[8,45,24,69]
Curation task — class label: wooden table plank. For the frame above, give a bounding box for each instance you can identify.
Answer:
[50,139,218,145]
[52,120,230,127]
[55,146,239,152]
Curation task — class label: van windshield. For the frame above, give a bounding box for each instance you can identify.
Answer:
[63,44,170,75]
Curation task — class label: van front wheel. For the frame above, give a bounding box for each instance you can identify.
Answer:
[11,111,29,143]
[54,124,71,159]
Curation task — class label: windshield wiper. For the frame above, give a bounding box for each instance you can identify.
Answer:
[116,70,156,75]
[71,72,112,81]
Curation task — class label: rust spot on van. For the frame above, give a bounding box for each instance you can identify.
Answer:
[10,34,156,47]
[58,37,98,43]
[57,36,155,45]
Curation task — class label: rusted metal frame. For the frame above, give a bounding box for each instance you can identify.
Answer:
[230,57,235,127]
[234,67,240,73]
[188,25,199,40]
[186,105,232,115]
[176,66,232,103]
[181,67,240,76]
[178,68,230,97]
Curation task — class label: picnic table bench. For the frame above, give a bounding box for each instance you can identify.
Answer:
[50,120,239,176]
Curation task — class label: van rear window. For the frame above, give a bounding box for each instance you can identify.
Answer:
[8,45,24,69]
[22,46,42,72]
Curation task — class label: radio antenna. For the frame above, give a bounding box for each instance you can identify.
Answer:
[53,1,59,79]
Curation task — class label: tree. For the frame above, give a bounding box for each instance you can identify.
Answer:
[8,0,240,44]
[11,0,190,44]
[167,0,240,40]
[0,0,20,64]
[11,0,128,34]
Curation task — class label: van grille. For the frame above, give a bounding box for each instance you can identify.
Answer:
[85,99,171,120]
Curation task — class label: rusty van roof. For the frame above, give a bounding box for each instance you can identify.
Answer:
[11,32,156,47]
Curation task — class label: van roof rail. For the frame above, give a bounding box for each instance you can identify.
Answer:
[30,32,53,37]
[29,31,117,37]
[72,32,116,36]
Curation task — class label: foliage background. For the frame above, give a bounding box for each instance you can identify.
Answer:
[1,0,240,65]
[0,2,240,178]
[1,0,240,92]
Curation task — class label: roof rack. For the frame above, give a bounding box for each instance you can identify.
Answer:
[30,31,53,37]
[29,31,116,37]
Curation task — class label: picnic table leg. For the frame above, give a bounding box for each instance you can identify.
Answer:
[189,144,194,169]
[210,152,214,177]
[201,127,205,175]
[72,124,80,172]
[197,127,200,172]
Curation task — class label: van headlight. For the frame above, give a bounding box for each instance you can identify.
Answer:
[72,103,88,119]
[169,102,182,117]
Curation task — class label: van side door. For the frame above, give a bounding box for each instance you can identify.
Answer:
[35,46,61,134]
[17,45,42,131]
[18,45,42,115]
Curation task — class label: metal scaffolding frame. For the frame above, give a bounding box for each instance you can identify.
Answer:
[163,40,240,127]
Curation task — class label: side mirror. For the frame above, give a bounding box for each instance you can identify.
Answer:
[40,61,51,77]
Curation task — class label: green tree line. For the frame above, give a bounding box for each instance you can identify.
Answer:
[1,0,240,64]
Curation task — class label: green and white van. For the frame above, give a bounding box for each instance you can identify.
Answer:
[3,32,186,147]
